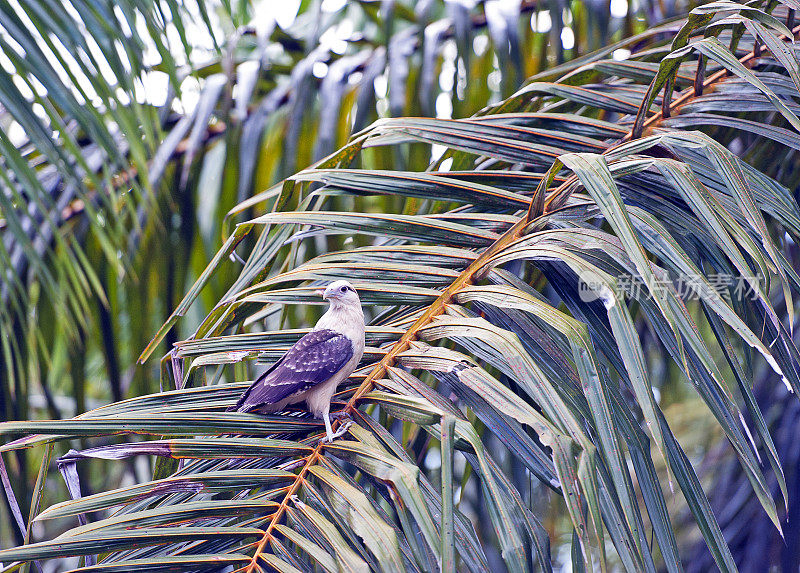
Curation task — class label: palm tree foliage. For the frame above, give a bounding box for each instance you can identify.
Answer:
[2,0,800,572]
[0,0,650,478]
[0,0,645,544]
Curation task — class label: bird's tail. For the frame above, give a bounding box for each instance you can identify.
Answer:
[228,390,265,412]
[226,391,248,412]
[227,396,251,412]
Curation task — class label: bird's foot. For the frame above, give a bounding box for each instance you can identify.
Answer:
[320,420,354,444]
[329,409,352,422]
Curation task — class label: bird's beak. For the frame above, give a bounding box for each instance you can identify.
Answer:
[314,288,327,299]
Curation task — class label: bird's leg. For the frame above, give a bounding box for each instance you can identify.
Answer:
[322,409,335,442]
[320,407,353,444]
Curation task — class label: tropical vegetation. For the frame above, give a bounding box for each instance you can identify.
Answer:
[1,0,800,571]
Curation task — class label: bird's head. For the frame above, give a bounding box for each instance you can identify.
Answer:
[321,280,360,308]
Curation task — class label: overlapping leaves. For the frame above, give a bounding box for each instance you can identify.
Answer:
[2,2,800,571]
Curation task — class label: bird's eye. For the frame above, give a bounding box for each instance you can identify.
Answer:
[340,286,348,292]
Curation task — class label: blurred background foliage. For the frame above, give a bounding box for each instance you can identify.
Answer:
[0,0,799,571]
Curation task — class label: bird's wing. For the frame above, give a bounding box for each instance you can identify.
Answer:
[231,329,354,412]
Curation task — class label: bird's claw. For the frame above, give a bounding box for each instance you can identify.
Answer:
[321,420,354,444]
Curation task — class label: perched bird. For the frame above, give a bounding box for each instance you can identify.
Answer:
[230,280,365,442]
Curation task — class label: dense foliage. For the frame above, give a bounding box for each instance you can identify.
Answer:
[2,0,800,571]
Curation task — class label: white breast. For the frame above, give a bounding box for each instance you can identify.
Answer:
[305,302,365,417]
[315,304,365,353]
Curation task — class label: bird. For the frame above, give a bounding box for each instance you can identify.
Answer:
[230,280,365,442]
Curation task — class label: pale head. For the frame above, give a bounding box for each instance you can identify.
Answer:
[321,280,360,308]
